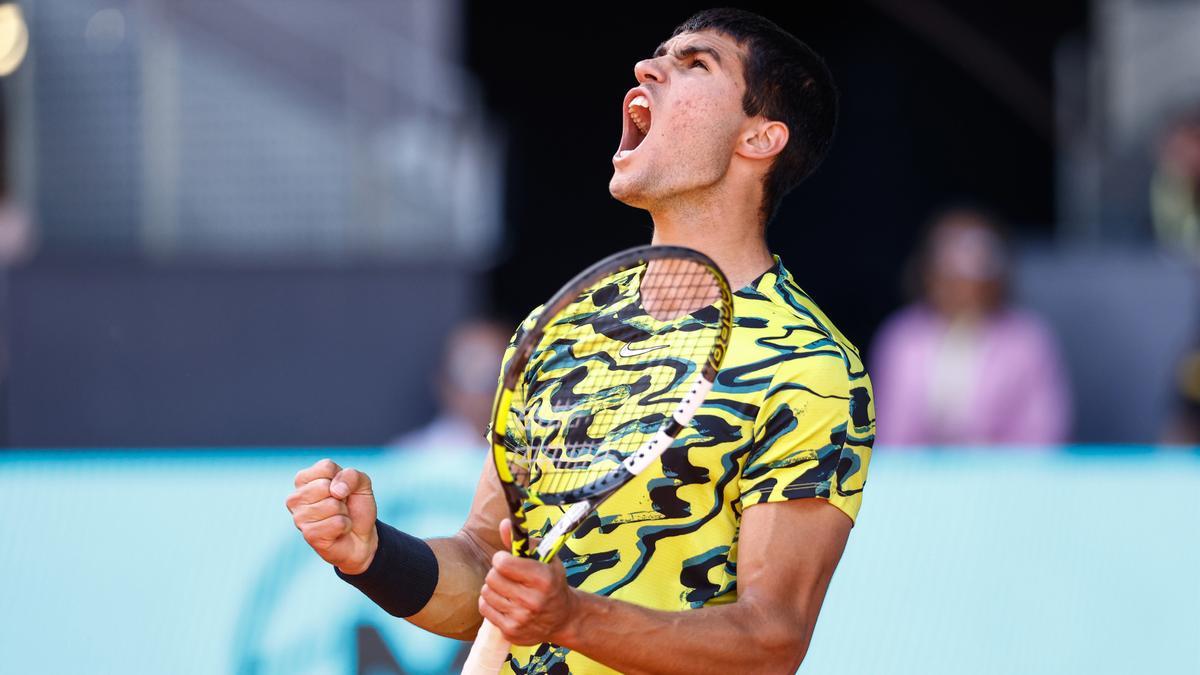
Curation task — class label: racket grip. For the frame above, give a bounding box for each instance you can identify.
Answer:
[460,616,511,675]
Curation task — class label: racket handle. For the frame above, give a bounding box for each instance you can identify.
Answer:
[460,616,511,675]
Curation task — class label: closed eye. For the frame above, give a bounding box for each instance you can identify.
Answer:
[691,59,708,71]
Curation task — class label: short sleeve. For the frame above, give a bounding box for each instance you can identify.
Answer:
[482,304,545,444]
[739,348,874,525]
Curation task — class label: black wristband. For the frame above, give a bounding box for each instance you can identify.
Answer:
[334,518,439,617]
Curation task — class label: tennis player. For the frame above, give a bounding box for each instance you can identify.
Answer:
[287,8,873,673]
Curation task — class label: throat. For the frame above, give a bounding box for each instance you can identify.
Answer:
[650,226,773,292]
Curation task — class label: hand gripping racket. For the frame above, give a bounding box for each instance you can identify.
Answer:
[460,244,733,674]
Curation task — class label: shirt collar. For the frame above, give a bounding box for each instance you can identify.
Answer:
[741,253,786,295]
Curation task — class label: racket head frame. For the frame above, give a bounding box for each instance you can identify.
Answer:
[486,244,733,562]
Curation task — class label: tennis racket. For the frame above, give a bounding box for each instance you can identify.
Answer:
[460,244,733,675]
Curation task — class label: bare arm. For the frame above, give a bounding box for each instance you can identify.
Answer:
[480,497,853,674]
[400,452,510,639]
[286,453,511,641]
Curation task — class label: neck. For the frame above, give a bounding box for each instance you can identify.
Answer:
[649,213,774,292]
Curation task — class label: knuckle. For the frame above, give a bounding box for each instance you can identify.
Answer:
[308,528,339,549]
[298,523,320,546]
[292,502,312,523]
[301,515,346,548]
[484,568,501,588]
[294,480,329,505]
[297,500,325,521]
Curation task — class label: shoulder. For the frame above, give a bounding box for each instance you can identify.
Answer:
[723,261,873,449]
[508,302,547,344]
[736,258,866,382]
[494,303,547,375]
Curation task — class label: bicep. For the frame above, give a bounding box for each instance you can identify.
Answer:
[735,498,853,664]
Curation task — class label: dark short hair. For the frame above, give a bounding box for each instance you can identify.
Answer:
[667,7,839,228]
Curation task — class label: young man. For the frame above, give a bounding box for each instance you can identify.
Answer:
[287,8,874,674]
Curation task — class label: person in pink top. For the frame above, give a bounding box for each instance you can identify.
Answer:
[869,206,1073,446]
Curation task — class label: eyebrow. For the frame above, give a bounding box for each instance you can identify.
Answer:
[652,41,723,67]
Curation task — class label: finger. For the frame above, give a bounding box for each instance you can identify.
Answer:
[285,478,333,512]
[294,458,341,488]
[491,550,553,590]
[477,594,531,645]
[292,496,350,525]
[299,513,353,548]
[479,582,524,616]
[478,595,517,639]
[485,563,543,611]
[331,467,372,499]
[498,518,513,550]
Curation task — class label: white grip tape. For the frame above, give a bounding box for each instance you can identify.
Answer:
[460,616,509,675]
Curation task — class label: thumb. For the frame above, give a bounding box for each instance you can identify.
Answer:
[498,518,513,551]
[331,468,377,536]
[331,467,371,499]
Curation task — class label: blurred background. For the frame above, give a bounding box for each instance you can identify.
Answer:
[0,1,1198,673]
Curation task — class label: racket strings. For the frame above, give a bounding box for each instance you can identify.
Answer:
[507,258,728,501]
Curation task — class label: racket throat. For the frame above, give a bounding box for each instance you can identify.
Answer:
[536,500,594,559]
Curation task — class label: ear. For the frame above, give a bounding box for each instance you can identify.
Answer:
[736,118,789,161]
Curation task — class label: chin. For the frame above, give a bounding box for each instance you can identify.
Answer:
[608,173,649,207]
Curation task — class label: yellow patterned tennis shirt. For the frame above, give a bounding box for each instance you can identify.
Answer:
[491,253,874,674]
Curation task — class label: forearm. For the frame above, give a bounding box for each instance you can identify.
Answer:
[403,530,494,640]
[556,591,812,675]
[335,519,493,641]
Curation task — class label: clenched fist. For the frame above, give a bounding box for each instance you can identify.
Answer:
[286,458,379,575]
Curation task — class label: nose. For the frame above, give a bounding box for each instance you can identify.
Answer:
[634,55,665,84]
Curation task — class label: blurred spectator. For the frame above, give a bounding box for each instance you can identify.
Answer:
[0,197,34,445]
[385,316,512,454]
[869,206,1072,446]
[0,199,34,265]
[1151,108,1200,262]
[1161,346,1200,445]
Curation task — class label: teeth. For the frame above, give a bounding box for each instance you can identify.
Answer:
[628,95,651,135]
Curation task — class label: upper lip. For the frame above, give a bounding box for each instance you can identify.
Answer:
[623,86,653,114]
[617,86,654,154]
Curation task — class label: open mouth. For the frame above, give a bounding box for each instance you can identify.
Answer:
[615,93,653,162]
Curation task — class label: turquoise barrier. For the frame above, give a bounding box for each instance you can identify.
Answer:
[1,447,1197,674]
